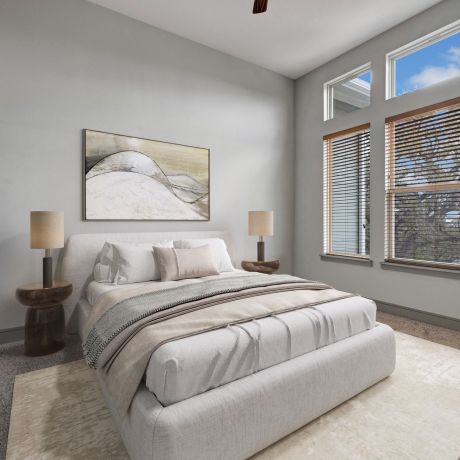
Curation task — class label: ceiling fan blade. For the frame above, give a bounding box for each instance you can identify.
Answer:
[253,0,268,14]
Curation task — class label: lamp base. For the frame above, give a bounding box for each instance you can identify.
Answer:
[257,241,265,262]
[43,256,53,288]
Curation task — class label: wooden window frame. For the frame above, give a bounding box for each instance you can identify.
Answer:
[323,123,371,260]
[385,97,460,271]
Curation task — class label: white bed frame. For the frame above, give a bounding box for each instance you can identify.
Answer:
[58,231,396,460]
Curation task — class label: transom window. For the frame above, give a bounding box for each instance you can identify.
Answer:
[324,63,372,121]
[386,20,460,99]
[385,98,460,269]
[323,124,370,258]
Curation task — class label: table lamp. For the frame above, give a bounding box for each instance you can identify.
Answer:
[30,211,64,288]
[248,211,274,262]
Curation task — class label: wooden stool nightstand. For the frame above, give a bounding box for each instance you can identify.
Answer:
[16,281,72,356]
[241,260,280,274]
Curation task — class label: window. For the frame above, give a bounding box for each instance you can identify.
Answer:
[324,64,372,121]
[386,20,460,99]
[323,124,370,258]
[385,98,460,269]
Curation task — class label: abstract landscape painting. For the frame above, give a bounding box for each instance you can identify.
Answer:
[83,130,209,220]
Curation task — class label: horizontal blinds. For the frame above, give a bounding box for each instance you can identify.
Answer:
[323,124,370,258]
[385,99,460,268]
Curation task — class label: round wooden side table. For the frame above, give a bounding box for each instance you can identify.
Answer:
[241,260,280,274]
[16,281,72,357]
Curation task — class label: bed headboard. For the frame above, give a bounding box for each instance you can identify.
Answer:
[57,231,235,332]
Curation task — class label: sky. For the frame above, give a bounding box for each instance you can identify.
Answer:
[359,71,372,84]
[396,32,460,96]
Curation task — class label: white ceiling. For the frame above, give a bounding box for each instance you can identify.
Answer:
[88,0,443,79]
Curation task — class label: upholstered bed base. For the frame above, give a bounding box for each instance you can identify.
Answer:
[66,233,395,459]
[96,323,395,460]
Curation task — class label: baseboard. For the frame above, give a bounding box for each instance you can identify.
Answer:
[376,300,460,332]
[0,326,24,345]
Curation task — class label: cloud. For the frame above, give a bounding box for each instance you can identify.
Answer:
[407,47,460,90]
[409,63,460,89]
[447,46,460,65]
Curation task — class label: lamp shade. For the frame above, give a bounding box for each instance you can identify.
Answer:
[30,211,64,249]
[248,211,274,236]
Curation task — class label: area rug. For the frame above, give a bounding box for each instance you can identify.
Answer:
[6,332,460,460]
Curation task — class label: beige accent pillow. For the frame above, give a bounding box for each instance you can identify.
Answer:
[173,238,234,272]
[154,245,219,282]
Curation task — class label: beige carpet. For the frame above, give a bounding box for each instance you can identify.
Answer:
[6,332,460,460]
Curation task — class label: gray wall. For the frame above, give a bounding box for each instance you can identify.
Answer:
[0,0,295,330]
[294,0,460,320]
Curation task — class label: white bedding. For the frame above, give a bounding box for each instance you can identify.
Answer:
[86,280,149,306]
[84,279,376,407]
[86,271,248,305]
[146,295,375,405]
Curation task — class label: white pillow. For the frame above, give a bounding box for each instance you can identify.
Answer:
[173,238,234,273]
[93,240,173,284]
[93,242,117,283]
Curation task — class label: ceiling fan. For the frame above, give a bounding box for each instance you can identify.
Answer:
[253,0,268,14]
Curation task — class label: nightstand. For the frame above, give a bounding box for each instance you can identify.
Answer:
[241,260,280,274]
[16,281,72,356]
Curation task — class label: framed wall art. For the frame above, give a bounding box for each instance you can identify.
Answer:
[83,129,210,221]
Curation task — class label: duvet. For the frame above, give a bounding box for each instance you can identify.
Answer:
[83,272,354,415]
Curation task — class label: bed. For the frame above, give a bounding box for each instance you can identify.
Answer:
[59,231,396,460]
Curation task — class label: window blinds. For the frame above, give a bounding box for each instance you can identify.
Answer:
[385,97,460,269]
[323,124,370,258]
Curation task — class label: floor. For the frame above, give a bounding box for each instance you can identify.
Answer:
[0,335,83,460]
[7,332,460,460]
[0,313,458,460]
[376,311,460,349]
